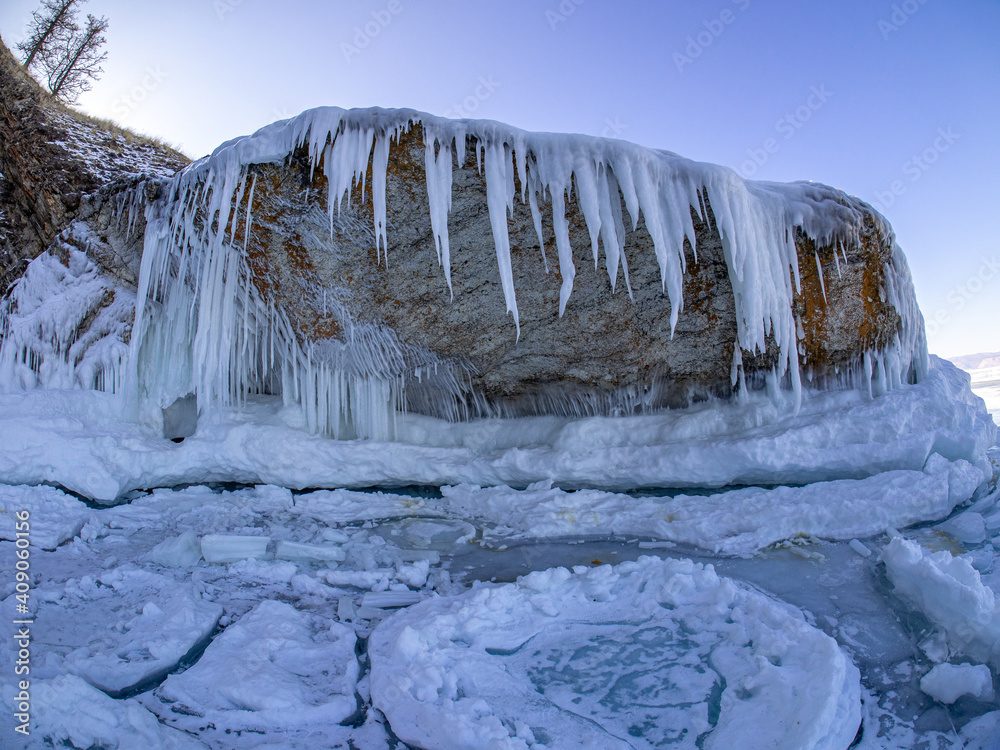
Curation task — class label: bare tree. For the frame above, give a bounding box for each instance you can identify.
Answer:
[43,14,108,104]
[16,0,78,69]
[16,0,109,104]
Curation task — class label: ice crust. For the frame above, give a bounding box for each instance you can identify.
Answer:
[369,555,861,749]
[126,106,927,440]
[441,453,982,556]
[29,674,208,749]
[0,357,990,503]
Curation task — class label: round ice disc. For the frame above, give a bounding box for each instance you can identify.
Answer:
[369,555,861,750]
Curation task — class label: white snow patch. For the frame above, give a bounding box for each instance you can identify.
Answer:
[0,484,92,550]
[920,663,995,704]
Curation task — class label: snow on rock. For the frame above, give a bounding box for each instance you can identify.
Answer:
[29,674,207,749]
[441,453,981,556]
[0,243,134,394]
[147,599,359,738]
[369,556,861,750]
[0,356,991,503]
[36,567,222,697]
[920,663,995,704]
[0,484,92,550]
[129,106,927,440]
[882,537,1000,668]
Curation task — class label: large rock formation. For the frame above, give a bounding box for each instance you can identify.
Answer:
[236,124,914,414]
[0,34,926,438]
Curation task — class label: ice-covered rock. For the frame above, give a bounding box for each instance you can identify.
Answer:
[920,663,995,704]
[369,556,861,750]
[130,106,927,440]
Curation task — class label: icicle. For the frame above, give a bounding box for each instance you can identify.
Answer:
[423,129,454,295]
[483,140,520,337]
[372,134,391,263]
[814,251,827,304]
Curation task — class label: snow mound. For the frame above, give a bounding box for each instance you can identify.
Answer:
[369,556,861,750]
[920,663,995,704]
[148,599,359,736]
[442,452,982,555]
[0,356,991,503]
[29,674,207,749]
[38,567,222,697]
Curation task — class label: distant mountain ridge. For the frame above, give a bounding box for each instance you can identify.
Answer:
[947,352,1000,371]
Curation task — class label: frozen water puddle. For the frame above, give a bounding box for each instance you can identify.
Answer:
[369,556,861,750]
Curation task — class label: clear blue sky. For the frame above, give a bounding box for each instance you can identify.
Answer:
[2,0,997,358]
